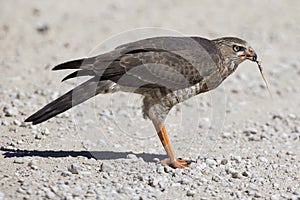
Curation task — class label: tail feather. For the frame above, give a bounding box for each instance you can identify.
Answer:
[25,78,112,125]
[61,70,97,82]
[52,56,97,71]
[52,59,85,70]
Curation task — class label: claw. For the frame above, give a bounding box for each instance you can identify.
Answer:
[161,158,190,168]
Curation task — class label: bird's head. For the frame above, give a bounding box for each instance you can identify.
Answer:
[213,37,258,69]
[213,37,272,97]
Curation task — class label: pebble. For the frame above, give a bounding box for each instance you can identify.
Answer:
[35,133,42,140]
[41,127,50,135]
[243,127,258,135]
[211,174,221,182]
[46,189,56,199]
[222,132,232,138]
[258,156,268,163]
[36,21,49,33]
[67,164,80,174]
[61,171,72,177]
[0,191,4,200]
[3,106,18,117]
[28,160,38,170]
[1,120,9,126]
[221,179,229,187]
[14,158,26,164]
[249,183,258,191]
[156,165,165,174]
[242,171,249,177]
[273,182,280,189]
[17,187,27,194]
[13,119,22,126]
[186,190,196,197]
[231,172,239,179]
[100,162,113,172]
[205,158,217,168]
[270,194,281,200]
[127,154,138,160]
[220,159,228,165]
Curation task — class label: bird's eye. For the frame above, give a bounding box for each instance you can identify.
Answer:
[233,45,243,52]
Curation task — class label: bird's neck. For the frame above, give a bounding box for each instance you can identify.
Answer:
[222,59,239,78]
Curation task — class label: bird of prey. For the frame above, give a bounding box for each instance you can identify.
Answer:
[25,36,259,168]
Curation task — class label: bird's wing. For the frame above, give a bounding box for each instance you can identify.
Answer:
[54,37,223,90]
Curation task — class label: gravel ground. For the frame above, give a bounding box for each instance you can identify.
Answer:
[1,1,300,199]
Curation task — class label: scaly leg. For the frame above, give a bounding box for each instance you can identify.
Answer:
[153,122,190,168]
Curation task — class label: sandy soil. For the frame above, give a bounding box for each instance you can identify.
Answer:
[0,0,299,199]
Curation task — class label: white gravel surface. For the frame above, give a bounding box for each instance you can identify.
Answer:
[1,1,300,199]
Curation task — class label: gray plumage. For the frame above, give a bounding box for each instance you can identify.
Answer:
[25,36,257,128]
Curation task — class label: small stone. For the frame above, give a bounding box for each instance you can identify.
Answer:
[249,183,258,191]
[221,159,228,165]
[14,158,25,164]
[244,127,258,135]
[35,133,42,140]
[1,120,9,126]
[270,194,281,200]
[222,132,232,138]
[13,119,22,126]
[273,182,279,189]
[212,174,221,182]
[286,151,296,156]
[280,133,288,139]
[205,158,217,167]
[9,127,17,133]
[258,156,268,163]
[221,179,229,187]
[61,171,72,177]
[164,165,175,174]
[231,172,239,178]
[158,176,168,189]
[36,21,49,33]
[67,164,80,174]
[46,190,56,199]
[231,155,242,163]
[242,171,249,177]
[17,187,26,194]
[17,140,24,144]
[0,191,4,200]
[28,160,38,170]
[254,192,262,198]
[100,162,113,172]
[186,190,196,197]
[148,176,159,187]
[127,154,138,160]
[280,193,290,199]
[41,127,50,135]
[3,106,18,117]
[288,114,296,119]
[156,165,165,174]
[26,188,33,195]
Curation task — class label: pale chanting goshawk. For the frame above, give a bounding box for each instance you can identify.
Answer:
[25,36,259,168]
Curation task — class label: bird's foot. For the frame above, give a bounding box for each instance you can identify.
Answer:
[161,158,191,168]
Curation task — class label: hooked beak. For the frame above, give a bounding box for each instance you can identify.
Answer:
[239,47,257,62]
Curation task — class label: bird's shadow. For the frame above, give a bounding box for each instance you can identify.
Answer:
[0,147,166,163]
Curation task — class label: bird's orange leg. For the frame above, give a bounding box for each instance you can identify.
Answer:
[156,123,190,168]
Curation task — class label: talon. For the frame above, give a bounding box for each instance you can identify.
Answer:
[161,158,190,168]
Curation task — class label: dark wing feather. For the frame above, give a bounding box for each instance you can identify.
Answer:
[51,37,222,90]
[98,51,203,89]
